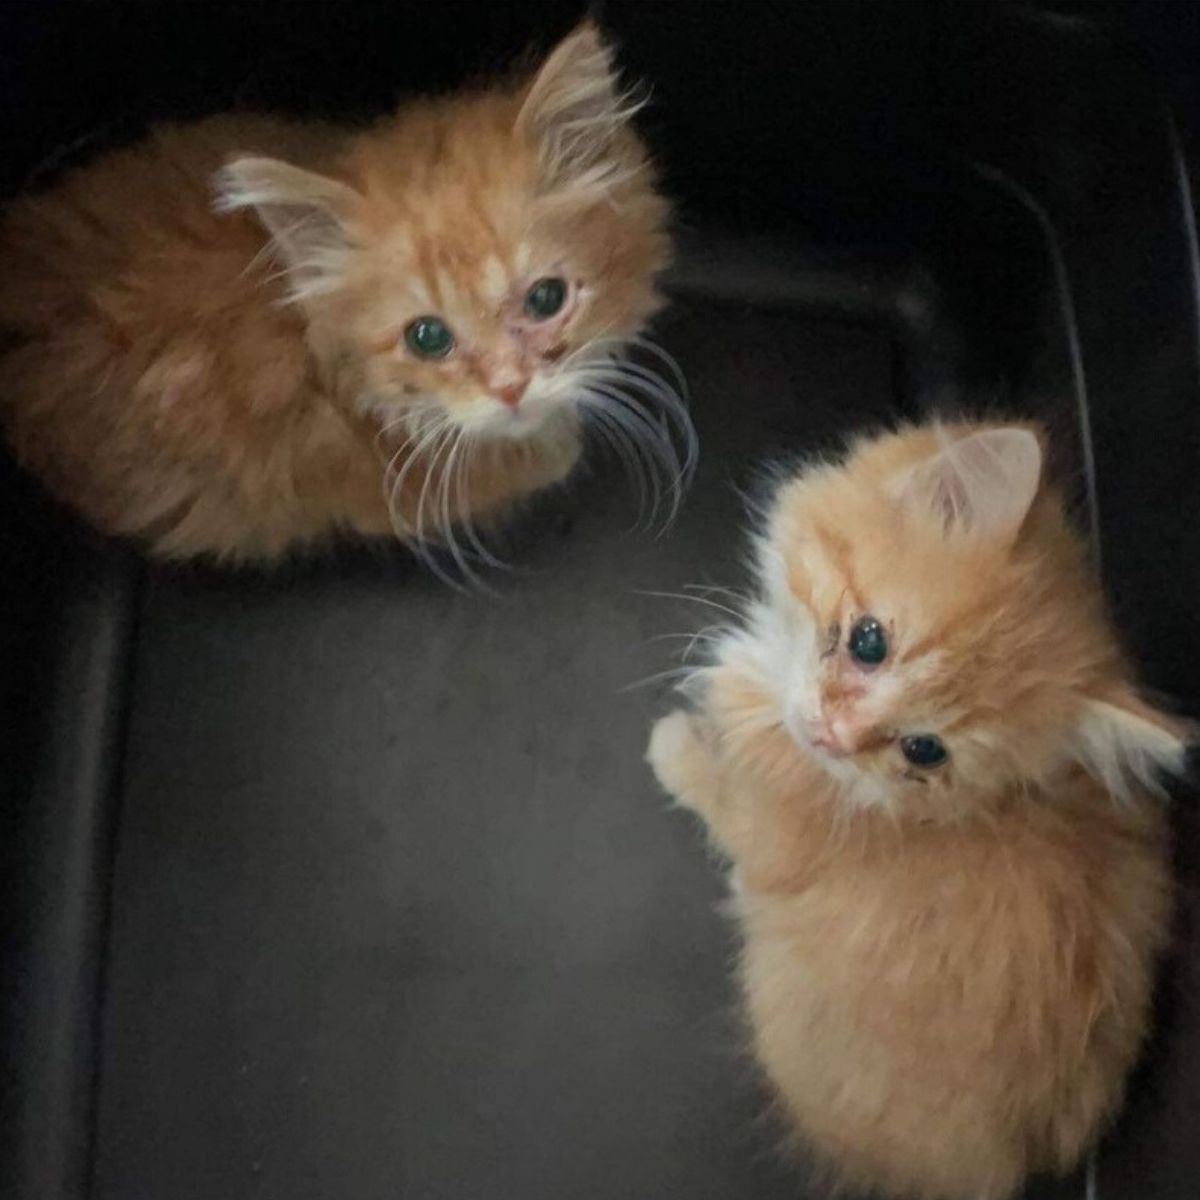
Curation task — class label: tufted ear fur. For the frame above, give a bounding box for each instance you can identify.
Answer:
[1073,685,1191,800]
[213,156,361,305]
[515,22,645,196]
[894,426,1043,544]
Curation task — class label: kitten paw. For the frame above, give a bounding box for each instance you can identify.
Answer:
[646,709,703,802]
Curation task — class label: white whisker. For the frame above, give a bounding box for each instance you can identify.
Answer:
[635,589,746,621]
[648,624,729,662]
[619,333,689,395]
[582,384,689,529]
[385,416,447,510]
[368,329,694,586]
[619,665,700,694]
[436,428,475,583]
[555,332,697,532]
[580,397,656,527]
[455,435,513,573]
[683,583,750,608]
[433,431,501,594]
[594,398,680,513]
[385,418,451,543]
[410,427,471,591]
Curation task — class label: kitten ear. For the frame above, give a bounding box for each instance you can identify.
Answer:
[894,426,1043,542]
[213,157,361,304]
[1072,686,1192,800]
[516,22,644,194]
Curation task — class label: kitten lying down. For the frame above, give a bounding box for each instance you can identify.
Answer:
[0,23,684,564]
[648,422,1190,1200]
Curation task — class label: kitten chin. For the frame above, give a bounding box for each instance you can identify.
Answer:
[648,421,1189,1200]
[0,22,685,565]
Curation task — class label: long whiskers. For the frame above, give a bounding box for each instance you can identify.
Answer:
[433,428,505,594]
[411,426,475,592]
[454,430,513,573]
[634,588,747,621]
[564,334,697,533]
[384,413,448,519]
[382,414,508,592]
[619,664,705,694]
[625,584,748,695]
[374,332,695,588]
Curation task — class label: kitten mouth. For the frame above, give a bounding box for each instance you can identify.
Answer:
[470,390,566,440]
[800,736,851,765]
[784,711,847,758]
[801,724,849,753]
[810,737,850,758]
[478,408,552,440]
[784,715,859,768]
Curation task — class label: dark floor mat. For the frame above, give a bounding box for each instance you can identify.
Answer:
[94,310,899,1199]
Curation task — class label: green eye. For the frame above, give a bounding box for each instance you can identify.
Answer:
[524,277,568,320]
[900,735,948,767]
[848,616,888,666]
[405,316,454,359]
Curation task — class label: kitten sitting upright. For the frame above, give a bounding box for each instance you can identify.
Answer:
[647,422,1190,1200]
[0,23,677,563]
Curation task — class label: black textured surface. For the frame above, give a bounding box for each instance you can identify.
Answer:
[0,515,138,1200]
[4,3,1200,1199]
[91,313,893,1200]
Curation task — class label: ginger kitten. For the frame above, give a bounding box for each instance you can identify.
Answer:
[647,422,1190,1200]
[0,23,680,564]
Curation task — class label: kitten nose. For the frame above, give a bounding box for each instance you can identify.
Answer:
[495,379,528,409]
[812,716,856,756]
[812,722,849,756]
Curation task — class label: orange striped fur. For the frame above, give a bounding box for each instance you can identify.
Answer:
[648,422,1188,1199]
[0,23,670,562]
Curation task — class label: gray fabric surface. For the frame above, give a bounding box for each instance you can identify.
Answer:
[93,311,910,1199]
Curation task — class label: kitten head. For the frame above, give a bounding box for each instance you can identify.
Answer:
[721,422,1190,811]
[214,22,670,443]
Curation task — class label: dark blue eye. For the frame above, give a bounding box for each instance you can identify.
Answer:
[525,277,567,320]
[405,316,454,359]
[848,616,888,666]
[900,735,948,767]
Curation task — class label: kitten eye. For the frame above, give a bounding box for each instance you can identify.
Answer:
[405,316,455,359]
[848,616,888,666]
[900,735,948,767]
[524,277,567,320]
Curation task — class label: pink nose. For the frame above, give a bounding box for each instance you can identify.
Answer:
[812,724,848,756]
[811,716,860,756]
[495,380,528,409]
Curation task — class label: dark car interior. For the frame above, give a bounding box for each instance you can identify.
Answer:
[2,2,1198,1198]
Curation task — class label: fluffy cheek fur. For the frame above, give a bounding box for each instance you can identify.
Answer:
[719,590,1086,812]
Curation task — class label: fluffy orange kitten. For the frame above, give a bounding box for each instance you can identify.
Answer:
[0,23,680,564]
[647,422,1190,1200]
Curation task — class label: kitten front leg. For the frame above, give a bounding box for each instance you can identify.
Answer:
[647,710,719,814]
[646,709,753,863]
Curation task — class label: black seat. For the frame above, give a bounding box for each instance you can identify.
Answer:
[3,4,1198,1198]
